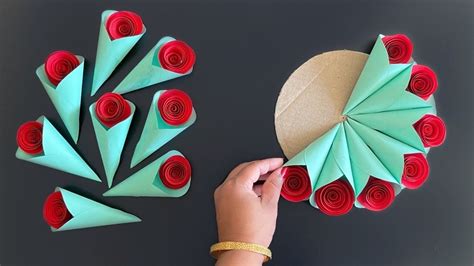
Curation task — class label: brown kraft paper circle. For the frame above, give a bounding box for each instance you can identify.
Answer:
[275,50,368,159]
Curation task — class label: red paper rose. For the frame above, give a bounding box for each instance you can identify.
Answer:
[413,114,446,147]
[314,179,354,216]
[281,166,312,202]
[402,153,430,189]
[159,155,192,189]
[157,89,193,126]
[407,64,438,100]
[43,191,72,229]
[95,92,131,128]
[382,34,413,64]
[16,121,43,155]
[44,50,80,86]
[106,11,144,40]
[357,177,395,211]
[158,40,196,74]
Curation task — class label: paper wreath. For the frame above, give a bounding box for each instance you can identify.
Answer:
[15,116,100,182]
[104,150,191,197]
[113,36,194,94]
[130,90,196,168]
[45,187,141,232]
[90,10,146,96]
[281,34,444,214]
[36,55,84,143]
[89,99,135,187]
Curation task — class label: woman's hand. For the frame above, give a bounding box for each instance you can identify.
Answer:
[213,158,285,265]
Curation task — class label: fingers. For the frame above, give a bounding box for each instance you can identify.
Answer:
[234,158,283,189]
[253,184,263,196]
[225,161,253,181]
[261,167,286,207]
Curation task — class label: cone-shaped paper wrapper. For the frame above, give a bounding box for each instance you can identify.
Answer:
[350,107,436,153]
[52,187,141,232]
[36,56,84,143]
[16,116,100,182]
[89,101,135,187]
[91,10,146,96]
[104,150,191,197]
[343,35,413,114]
[113,36,191,94]
[284,125,340,190]
[130,90,196,168]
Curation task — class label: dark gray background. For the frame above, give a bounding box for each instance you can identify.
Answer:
[0,0,472,265]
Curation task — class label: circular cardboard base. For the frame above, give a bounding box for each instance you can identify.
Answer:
[275,50,368,158]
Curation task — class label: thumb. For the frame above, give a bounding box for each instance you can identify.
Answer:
[261,167,286,207]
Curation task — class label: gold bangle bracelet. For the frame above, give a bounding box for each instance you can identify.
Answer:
[210,241,272,262]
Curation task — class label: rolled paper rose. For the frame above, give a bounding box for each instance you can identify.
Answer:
[281,166,312,202]
[413,114,446,147]
[382,34,413,64]
[158,89,193,126]
[402,153,430,189]
[357,177,395,211]
[314,179,354,216]
[105,11,143,40]
[158,40,196,74]
[44,50,80,86]
[95,92,131,128]
[159,155,192,189]
[16,121,43,155]
[407,64,438,100]
[43,191,72,229]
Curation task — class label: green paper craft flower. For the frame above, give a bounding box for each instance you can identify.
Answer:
[283,34,444,215]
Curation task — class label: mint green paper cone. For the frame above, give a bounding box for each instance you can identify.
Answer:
[113,36,192,94]
[15,116,100,182]
[91,10,146,96]
[130,90,196,168]
[52,187,141,232]
[347,118,420,183]
[104,150,191,197]
[284,124,340,189]
[350,107,435,153]
[89,100,135,187]
[343,122,397,196]
[309,152,345,209]
[36,56,84,143]
[343,35,412,114]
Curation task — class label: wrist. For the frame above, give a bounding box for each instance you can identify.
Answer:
[216,249,265,266]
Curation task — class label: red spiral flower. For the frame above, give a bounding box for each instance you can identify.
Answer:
[106,11,143,40]
[16,121,43,155]
[95,93,131,128]
[413,114,446,147]
[159,155,192,189]
[314,179,354,216]
[157,89,193,126]
[382,34,413,64]
[44,50,80,86]
[281,166,312,202]
[158,40,196,74]
[43,191,72,229]
[357,177,395,211]
[407,65,438,100]
[402,153,430,189]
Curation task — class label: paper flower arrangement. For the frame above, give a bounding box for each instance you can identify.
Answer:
[104,150,192,197]
[36,50,84,143]
[280,34,446,216]
[43,188,141,232]
[91,10,146,96]
[130,89,196,167]
[15,10,197,232]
